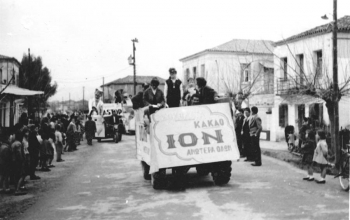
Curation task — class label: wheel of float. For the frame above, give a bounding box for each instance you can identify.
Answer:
[212,161,232,185]
[339,157,349,191]
[151,169,167,190]
[196,166,210,176]
[97,138,101,143]
[118,132,122,142]
[113,133,118,143]
[141,161,151,180]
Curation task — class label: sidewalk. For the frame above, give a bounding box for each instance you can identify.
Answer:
[259,140,338,175]
[260,140,288,151]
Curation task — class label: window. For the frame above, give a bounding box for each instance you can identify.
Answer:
[281,57,288,80]
[279,104,288,127]
[201,64,205,77]
[297,54,304,84]
[315,50,322,77]
[185,68,190,83]
[193,67,197,79]
[241,63,250,82]
[264,68,274,94]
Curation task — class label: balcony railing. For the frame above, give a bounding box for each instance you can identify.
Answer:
[276,76,310,95]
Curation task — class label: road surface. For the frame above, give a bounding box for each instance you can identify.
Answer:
[15,135,349,220]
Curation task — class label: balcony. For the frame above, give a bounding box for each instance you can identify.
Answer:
[276,77,310,96]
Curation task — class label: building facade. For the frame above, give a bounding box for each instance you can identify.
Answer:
[179,39,275,139]
[271,16,350,141]
[101,75,165,103]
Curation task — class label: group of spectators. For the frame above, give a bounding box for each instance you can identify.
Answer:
[0,111,90,196]
[235,106,263,166]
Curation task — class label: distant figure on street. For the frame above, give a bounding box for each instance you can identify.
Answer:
[85,116,97,145]
[195,77,218,105]
[164,68,183,108]
[249,106,262,166]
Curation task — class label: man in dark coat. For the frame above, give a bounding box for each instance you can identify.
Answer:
[28,124,41,180]
[85,116,97,145]
[143,77,165,115]
[249,106,262,166]
[195,77,218,105]
[242,108,252,161]
[164,68,183,108]
[132,83,149,110]
[235,108,245,157]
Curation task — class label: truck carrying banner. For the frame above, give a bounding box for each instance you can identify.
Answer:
[135,103,240,173]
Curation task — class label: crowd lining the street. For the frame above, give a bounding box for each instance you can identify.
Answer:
[0,112,97,196]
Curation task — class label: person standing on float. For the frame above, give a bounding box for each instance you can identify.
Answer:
[88,88,104,116]
[164,68,183,108]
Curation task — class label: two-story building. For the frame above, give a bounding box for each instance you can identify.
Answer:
[0,54,43,129]
[179,39,275,140]
[101,75,165,103]
[271,16,350,141]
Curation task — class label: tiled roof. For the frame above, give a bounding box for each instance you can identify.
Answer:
[0,54,21,66]
[102,75,166,87]
[0,54,11,59]
[179,39,274,61]
[276,15,350,45]
[209,39,274,54]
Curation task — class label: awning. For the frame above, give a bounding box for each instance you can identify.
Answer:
[259,60,274,69]
[1,85,44,96]
[280,95,325,105]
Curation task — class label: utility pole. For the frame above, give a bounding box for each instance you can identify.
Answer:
[132,38,138,95]
[83,86,85,112]
[332,0,340,166]
[102,77,104,102]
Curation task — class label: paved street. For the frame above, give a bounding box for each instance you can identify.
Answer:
[16,136,349,220]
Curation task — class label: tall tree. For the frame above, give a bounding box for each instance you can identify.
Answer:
[19,54,58,117]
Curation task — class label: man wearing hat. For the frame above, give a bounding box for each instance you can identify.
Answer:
[164,68,183,108]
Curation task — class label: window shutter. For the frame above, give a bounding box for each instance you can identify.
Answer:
[279,105,288,127]
[285,105,289,127]
[279,105,284,127]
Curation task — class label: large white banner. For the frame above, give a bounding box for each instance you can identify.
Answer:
[148,103,240,173]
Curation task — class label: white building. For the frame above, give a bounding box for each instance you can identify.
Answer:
[179,39,275,140]
[271,16,350,141]
[0,54,43,129]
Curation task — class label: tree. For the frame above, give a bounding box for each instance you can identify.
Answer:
[19,53,58,117]
[262,36,350,165]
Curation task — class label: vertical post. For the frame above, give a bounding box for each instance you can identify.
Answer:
[102,77,105,102]
[69,93,71,111]
[133,41,136,95]
[83,86,85,112]
[332,0,340,166]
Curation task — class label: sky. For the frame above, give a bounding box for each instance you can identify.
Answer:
[1,0,349,101]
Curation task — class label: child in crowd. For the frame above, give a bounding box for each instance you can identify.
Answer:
[301,130,316,181]
[55,125,64,162]
[11,131,27,196]
[287,129,296,152]
[40,133,51,172]
[0,134,11,194]
[303,130,329,184]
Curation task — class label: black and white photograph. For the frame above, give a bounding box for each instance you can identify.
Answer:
[0,0,349,219]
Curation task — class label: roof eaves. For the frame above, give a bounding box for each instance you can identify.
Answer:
[179,49,208,62]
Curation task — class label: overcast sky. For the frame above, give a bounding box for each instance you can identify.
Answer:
[1,0,349,101]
